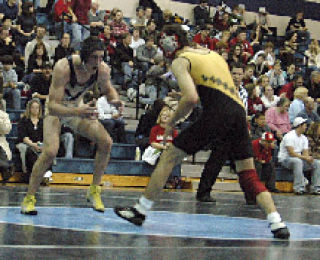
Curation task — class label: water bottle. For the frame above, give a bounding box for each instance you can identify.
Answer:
[135,147,141,161]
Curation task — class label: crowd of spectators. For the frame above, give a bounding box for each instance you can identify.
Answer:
[0,0,320,193]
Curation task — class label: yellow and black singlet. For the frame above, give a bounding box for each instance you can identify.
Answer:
[178,51,244,109]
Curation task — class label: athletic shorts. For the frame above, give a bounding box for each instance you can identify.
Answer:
[173,87,253,161]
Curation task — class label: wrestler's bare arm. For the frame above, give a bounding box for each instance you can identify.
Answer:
[48,59,95,117]
[98,62,120,102]
[167,58,199,126]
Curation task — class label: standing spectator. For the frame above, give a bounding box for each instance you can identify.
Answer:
[34,0,55,33]
[70,0,91,51]
[97,95,126,143]
[252,132,279,192]
[288,87,308,123]
[144,7,153,24]
[0,27,15,57]
[296,97,320,124]
[278,117,320,195]
[2,54,21,109]
[54,32,74,64]
[261,85,281,109]
[24,25,53,69]
[0,101,14,181]
[266,61,286,94]
[213,7,230,31]
[109,9,129,40]
[99,24,116,64]
[0,0,18,21]
[129,28,145,57]
[15,1,36,55]
[265,97,291,141]
[193,0,211,27]
[279,74,304,101]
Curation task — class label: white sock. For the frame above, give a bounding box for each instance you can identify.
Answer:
[267,211,282,224]
[134,196,154,215]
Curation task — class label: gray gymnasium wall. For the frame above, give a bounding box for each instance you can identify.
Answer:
[100,0,320,40]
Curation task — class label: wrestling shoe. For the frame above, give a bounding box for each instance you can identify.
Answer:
[86,185,105,212]
[114,206,146,226]
[270,222,290,239]
[21,195,37,215]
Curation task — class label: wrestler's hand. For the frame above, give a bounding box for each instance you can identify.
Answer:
[76,106,99,120]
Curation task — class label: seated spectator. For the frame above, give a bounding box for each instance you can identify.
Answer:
[13,51,25,82]
[288,87,308,123]
[305,122,320,161]
[139,55,166,106]
[109,9,129,40]
[0,101,14,181]
[280,32,298,68]
[250,111,272,140]
[157,9,174,30]
[53,0,75,39]
[141,19,158,43]
[130,6,146,31]
[229,28,253,61]
[136,36,158,77]
[135,99,165,152]
[99,24,116,65]
[15,1,36,55]
[70,0,91,51]
[261,85,280,109]
[256,75,270,98]
[228,43,246,64]
[113,32,138,90]
[266,61,286,94]
[286,11,310,45]
[304,39,320,71]
[229,4,244,27]
[265,97,291,141]
[252,132,279,192]
[249,52,268,78]
[246,83,265,116]
[296,97,320,124]
[213,6,230,31]
[144,6,153,24]
[253,7,272,36]
[249,25,264,53]
[88,0,105,36]
[29,62,52,106]
[97,95,127,143]
[1,54,21,109]
[192,25,211,49]
[307,71,320,100]
[242,64,256,86]
[282,63,296,84]
[279,74,304,101]
[27,41,50,74]
[54,33,74,65]
[0,0,18,21]
[130,28,145,57]
[149,106,178,151]
[17,99,44,182]
[193,0,211,27]
[211,30,230,51]
[24,25,53,70]
[278,117,320,195]
[0,27,15,57]
[253,41,275,67]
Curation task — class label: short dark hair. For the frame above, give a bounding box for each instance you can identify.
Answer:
[162,24,190,49]
[230,62,244,71]
[1,55,13,65]
[80,36,105,62]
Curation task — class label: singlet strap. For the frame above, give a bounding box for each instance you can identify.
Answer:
[67,56,77,88]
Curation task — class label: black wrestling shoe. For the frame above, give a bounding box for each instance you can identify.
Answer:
[196,193,216,203]
[114,207,146,226]
[271,222,290,239]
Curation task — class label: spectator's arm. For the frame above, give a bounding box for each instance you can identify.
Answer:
[136,46,150,62]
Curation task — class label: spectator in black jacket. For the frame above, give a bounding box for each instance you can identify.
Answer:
[53,32,74,64]
[0,27,15,57]
[193,0,211,27]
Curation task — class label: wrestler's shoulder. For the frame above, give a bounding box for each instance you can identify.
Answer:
[54,57,71,74]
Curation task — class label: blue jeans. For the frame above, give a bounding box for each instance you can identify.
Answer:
[55,21,73,40]
[280,157,320,192]
[3,88,21,110]
[71,23,90,51]
[121,62,138,88]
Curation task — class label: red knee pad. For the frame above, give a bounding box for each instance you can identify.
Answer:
[238,169,268,198]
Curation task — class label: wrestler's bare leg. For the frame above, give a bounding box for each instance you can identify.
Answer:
[144,145,186,200]
[75,119,112,185]
[235,158,276,214]
[27,116,61,195]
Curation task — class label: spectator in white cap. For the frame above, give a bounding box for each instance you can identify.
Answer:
[278,117,320,195]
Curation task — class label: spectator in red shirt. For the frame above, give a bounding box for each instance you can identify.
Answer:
[149,107,178,151]
[213,7,230,31]
[278,74,304,101]
[252,132,279,192]
[229,28,253,60]
[70,0,91,51]
[99,24,117,64]
[192,25,211,49]
[109,9,129,40]
[54,0,75,38]
[246,83,265,116]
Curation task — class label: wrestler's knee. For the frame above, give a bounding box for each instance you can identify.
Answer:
[96,133,113,152]
[238,170,268,198]
[161,145,185,165]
